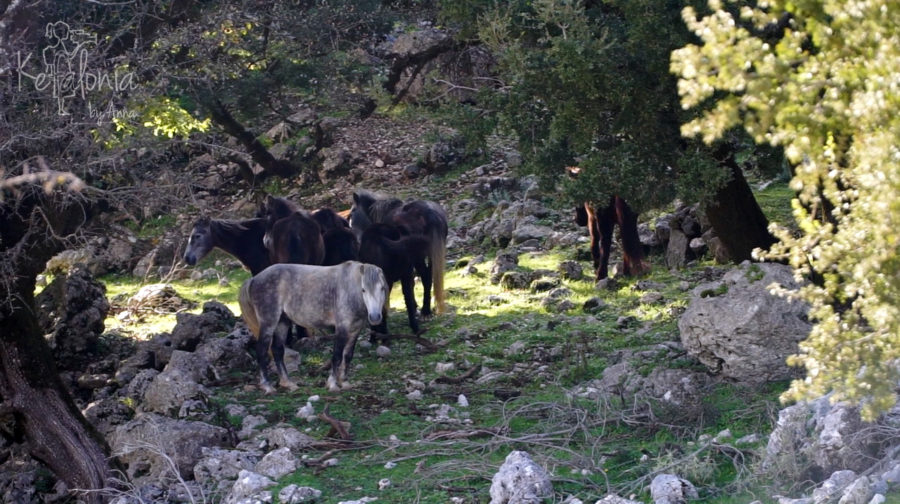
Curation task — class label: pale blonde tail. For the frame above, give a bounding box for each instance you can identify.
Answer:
[430,227,447,314]
[238,279,260,339]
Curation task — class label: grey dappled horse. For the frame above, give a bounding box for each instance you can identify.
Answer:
[238,261,388,393]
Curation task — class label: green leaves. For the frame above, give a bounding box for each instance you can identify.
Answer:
[674,0,900,419]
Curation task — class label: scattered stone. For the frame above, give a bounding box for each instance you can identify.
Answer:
[240,415,267,440]
[296,403,316,422]
[558,260,584,281]
[458,394,469,407]
[489,450,553,504]
[194,447,260,484]
[490,250,519,284]
[225,470,275,504]
[530,277,560,293]
[595,278,618,291]
[278,485,323,504]
[378,478,391,490]
[650,474,698,504]
[376,345,392,358]
[500,271,529,290]
[640,292,664,304]
[582,297,607,313]
[256,447,298,480]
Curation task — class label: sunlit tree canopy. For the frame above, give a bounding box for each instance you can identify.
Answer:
[672,0,900,419]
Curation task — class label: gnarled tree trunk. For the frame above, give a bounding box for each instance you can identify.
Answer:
[0,189,117,503]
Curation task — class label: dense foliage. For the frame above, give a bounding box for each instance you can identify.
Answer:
[673,0,900,418]
[441,0,733,211]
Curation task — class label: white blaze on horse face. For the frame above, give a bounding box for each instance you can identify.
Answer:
[263,230,272,250]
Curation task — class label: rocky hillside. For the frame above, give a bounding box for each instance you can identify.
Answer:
[8,112,900,504]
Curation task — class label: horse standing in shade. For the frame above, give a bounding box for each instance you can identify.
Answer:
[239,261,388,393]
[349,189,447,316]
[183,217,271,274]
[357,223,430,335]
[566,166,649,280]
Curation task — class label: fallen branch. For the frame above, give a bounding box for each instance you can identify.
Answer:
[319,404,352,440]
[424,427,503,441]
[433,364,481,384]
[371,329,437,351]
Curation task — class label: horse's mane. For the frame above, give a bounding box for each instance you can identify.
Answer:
[211,217,263,237]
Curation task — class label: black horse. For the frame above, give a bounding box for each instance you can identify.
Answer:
[357,223,430,336]
[349,189,447,316]
[183,217,271,274]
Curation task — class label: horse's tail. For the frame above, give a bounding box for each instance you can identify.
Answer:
[427,214,447,314]
[238,278,260,339]
[614,195,649,276]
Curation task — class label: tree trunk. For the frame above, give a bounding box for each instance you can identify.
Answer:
[705,159,778,262]
[206,99,299,180]
[0,190,117,503]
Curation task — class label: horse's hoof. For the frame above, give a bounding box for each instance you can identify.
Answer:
[280,380,298,391]
[261,384,277,395]
[326,376,340,392]
[340,380,355,390]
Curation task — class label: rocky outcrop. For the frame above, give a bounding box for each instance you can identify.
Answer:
[36,265,109,370]
[678,262,810,383]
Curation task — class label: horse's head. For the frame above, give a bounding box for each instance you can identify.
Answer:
[359,263,387,326]
[184,217,214,266]
[348,204,373,241]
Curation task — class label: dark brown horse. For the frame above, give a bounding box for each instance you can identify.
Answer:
[349,189,447,316]
[264,210,326,266]
[183,217,271,274]
[575,196,649,280]
[260,196,357,265]
[357,223,430,335]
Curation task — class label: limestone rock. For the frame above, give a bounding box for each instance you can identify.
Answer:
[489,451,553,504]
[678,262,810,383]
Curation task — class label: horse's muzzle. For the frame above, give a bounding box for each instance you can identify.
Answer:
[368,312,383,325]
[184,253,197,265]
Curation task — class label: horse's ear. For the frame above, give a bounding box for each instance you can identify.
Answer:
[265,194,275,205]
[198,215,211,225]
[352,192,360,205]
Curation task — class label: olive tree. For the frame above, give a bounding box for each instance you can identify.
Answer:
[672,0,900,418]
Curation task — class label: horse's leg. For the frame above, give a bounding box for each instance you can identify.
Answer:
[339,329,361,389]
[401,272,420,333]
[585,203,602,273]
[272,317,297,391]
[595,202,616,280]
[255,322,277,395]
[416,257,432,317]
[327,328,349,392]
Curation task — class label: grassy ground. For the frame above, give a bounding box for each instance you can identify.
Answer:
[97,181,801,503]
